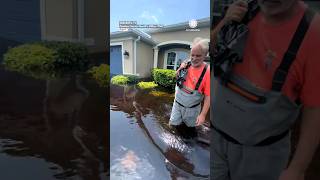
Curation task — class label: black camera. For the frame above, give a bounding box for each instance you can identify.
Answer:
[176,61,191,89]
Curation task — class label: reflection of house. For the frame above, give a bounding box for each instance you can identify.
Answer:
[0,0,107,53]
[110,18,210,77]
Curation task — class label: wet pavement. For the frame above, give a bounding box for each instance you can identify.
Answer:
[0,65,108,180]
[110,84,210,180]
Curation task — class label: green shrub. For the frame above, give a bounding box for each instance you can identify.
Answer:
[88,64,109,87]
[3,41,90,79]
[137,81,158,89]
[111,75,139,85]
[3,44,56,73]
[151,68,176,90]
[36,41,89,72]
[126,75,139,84]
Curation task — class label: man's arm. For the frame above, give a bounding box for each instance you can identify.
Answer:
[196,95,210,126]
[279,106,320,180]
[211,19,228,45]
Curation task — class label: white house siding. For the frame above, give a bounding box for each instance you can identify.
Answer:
[122,39,134,75]
[136,41,153,77]
[150,27,210,44]
[45,0,76,40]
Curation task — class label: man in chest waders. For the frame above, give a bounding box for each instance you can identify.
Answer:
[211,0,320,180]
[169,38,211,139]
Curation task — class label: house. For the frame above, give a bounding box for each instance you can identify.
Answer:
[0,0,107,56]
[110,18,210,77]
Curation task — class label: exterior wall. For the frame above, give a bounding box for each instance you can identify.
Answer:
[44,0,107,53]
[122,40,134,74]
[150,27,210,43]
[136,41,153,77]
[85,0,108,53]
[44,0,76,40]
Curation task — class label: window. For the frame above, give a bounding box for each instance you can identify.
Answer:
[166,52,176,70]
[165,50,189,70]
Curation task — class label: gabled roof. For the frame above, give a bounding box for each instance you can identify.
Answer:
[110,29,157,45]
[146,17,210,34]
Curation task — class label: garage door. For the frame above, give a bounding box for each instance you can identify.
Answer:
[110,45,123,75]
[0,0,41,42]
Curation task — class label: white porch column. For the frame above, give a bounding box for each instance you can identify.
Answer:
[153,47,159,68]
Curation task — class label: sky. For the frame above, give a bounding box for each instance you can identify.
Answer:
[110,0,210,32]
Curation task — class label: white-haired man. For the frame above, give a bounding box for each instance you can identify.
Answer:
[169,38,211,137]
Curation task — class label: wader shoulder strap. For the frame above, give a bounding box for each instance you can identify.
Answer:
[272,8,316,91]
[195,64,208,91]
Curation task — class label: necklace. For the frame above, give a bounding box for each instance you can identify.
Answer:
[260,24,277,71]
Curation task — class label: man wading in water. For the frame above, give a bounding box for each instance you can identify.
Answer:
[169,37,210,139]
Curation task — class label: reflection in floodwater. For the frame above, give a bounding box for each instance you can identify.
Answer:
[110,85,210,179]
[0,67,108,179]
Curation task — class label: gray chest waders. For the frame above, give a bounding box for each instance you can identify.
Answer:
[175,64,208,108]
[212,8,315,146]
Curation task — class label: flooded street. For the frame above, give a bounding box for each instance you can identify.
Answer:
[0,65,108,180]
[110,85,210,180]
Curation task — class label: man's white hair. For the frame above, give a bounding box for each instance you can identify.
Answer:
[192,37,210,55]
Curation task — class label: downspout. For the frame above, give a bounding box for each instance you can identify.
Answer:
[134,36,141,75]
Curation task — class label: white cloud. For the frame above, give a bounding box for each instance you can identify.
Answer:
[140,11,159,23]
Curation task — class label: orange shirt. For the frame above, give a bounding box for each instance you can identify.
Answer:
[233,2,320,107]
[184,63,210,96]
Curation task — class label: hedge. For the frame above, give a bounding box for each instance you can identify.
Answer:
[111,75,138,85]
[3,41,89,79]
[88,64,109,87]
[3,44,56,74]
[137,81,158,89]
[36,41,89,72]
[151,68,176,90]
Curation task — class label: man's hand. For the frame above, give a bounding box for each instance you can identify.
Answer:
[278,168,304,180]
[179,61,188,70]
[196,96,210,126]
[196,113,206,126]
[176,60,188,77]
[224,0,248,23]
[279,107,320,180]
[211,0,248,45]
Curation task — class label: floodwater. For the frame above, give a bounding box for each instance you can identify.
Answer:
[109,83,320,180]
[110,84,210,180]
[0,65,108,180]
